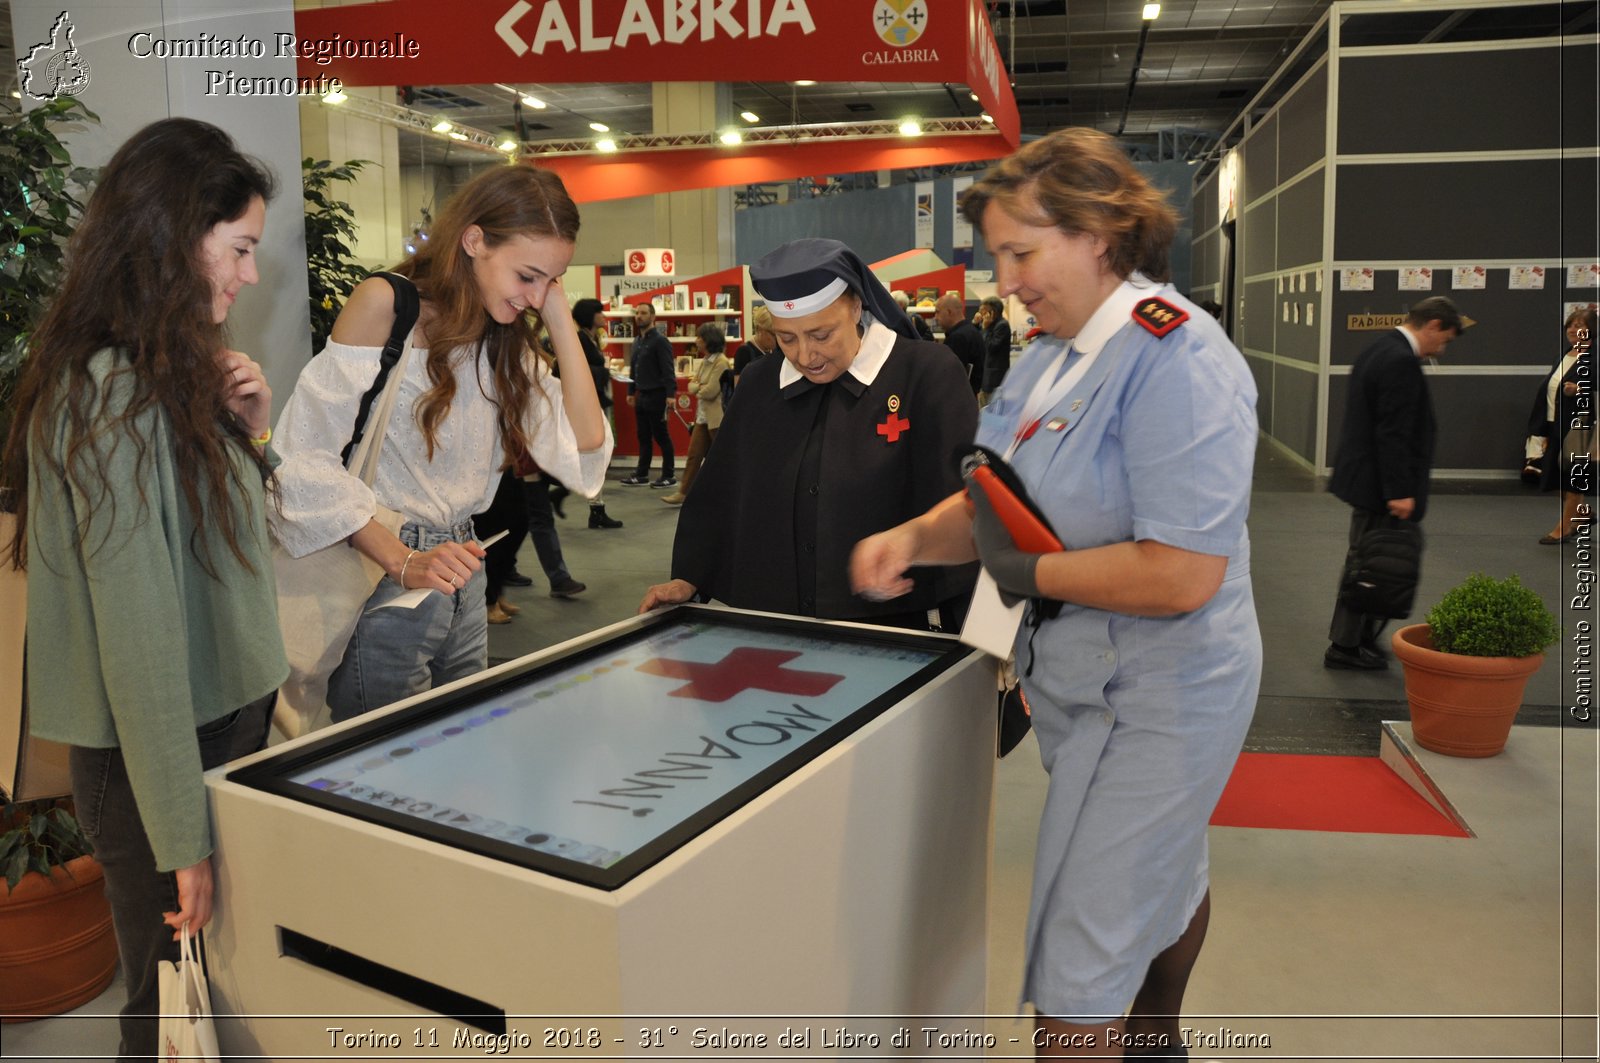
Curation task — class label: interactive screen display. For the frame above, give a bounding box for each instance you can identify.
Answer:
[232,609,963,889]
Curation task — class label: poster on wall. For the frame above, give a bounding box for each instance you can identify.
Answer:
[1568,263,1600,288]
[1340,268,1375,292]
[915,182,935,248]
[1452,266,1487,290]
[952,177,974,249]
[1398,267,1433,291]
[1509,265,1547,290]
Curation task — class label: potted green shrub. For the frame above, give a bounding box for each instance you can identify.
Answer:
[1392,573,1560,757]
[0,799,119,1021]
[0,100,117,1022]
[303,157,372,353]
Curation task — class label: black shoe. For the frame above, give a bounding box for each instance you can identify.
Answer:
[1324,644,1388,670]
[619,474,651,486]
[1360,639,1390,661]
[548,484,569,519]
[588,505,623,529]
[549,576,587,599]
[650,476,677,489]
[502,570,534,587]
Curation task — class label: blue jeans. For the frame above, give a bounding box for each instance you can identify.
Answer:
[327,520,489,723]
[70,692,274,1062]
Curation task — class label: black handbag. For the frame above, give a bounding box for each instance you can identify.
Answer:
[1338,517,1423,619]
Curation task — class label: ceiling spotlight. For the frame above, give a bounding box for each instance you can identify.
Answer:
[589,121,610,133]
[969,91,979,102]
[596,137,618,153]
[448,131,468,141]
[323,88,347,104]
[1142,3,1161,19]
[981,113,995,124]
[793,79,816,86]
[720,130,744,146]
[498,139,518,152]
[898,118,923,137]
[740,110,760,123]
[521,94,546,109]
[431,119,452,133]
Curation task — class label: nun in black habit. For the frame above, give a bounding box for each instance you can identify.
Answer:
[639,238,977,629]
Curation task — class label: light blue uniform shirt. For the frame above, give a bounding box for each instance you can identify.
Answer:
[976,279,1263,1020]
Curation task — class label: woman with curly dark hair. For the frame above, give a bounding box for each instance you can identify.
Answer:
[1,117,284,1059]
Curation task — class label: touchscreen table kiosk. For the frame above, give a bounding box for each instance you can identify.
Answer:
[204,606,996,1058]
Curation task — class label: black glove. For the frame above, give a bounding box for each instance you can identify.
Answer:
[967,485,1043,605]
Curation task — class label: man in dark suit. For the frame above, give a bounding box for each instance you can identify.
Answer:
[1325,296,1463,669]
[978,296,1012,401]
[621,302,678,487]
[934,292,984,394]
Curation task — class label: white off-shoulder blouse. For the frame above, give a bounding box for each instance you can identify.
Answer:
[270,335,613,558]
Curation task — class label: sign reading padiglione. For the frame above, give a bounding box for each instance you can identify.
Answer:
[233,610,963,889]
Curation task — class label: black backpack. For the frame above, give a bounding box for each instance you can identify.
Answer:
[1339,518,1424,618]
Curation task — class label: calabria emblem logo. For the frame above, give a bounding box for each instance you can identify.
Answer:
[873,0,929,48]
[18,11,92,100]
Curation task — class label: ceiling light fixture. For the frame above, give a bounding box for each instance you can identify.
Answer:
[431,119,452,133]
[1143,3,1161,19]
[793,80,816,86]
[720,130,744,145]
[323,88,347,104]
[596,137,618,153]
[740,110,760,123]
[969,91,979,101]
[981,113,995,124]
[448,131,468,141]
[498,139,518,152]
[589,121,610,133]
[521,94,546,109]
[898,118,923,137]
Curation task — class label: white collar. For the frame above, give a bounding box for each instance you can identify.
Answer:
[778,319,896,388]
[1396,325,1420,357]
[1070,273,1162,355]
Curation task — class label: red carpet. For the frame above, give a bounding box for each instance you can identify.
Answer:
[1210,752,1470,837]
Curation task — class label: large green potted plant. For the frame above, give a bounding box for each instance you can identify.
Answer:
[303,157,372,353]
[0,100,117,1021]
[1392,573,1560,757]
[0,799,119,1021]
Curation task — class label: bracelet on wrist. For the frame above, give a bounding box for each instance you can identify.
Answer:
[397,549,419,588]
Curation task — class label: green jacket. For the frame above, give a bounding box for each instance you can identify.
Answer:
[26,350,287,871]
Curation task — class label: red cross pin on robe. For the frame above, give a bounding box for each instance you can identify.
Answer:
[878,394,909,443]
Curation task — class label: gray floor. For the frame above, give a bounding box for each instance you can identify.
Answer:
[7,443,1597,1062]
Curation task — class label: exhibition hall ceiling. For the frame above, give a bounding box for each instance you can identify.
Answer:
[4,1,1594,166]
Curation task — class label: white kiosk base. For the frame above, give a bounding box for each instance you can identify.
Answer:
[204,609,997,1059]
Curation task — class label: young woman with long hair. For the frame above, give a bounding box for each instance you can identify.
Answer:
[271,164,610,722]
[1,117,284,1060]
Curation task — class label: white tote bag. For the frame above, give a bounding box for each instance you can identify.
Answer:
[158,924,221,1063]
[271,326,414,740]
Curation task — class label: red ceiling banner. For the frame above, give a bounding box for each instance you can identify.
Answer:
[535,133,1015,204]
[292,0,1019,145]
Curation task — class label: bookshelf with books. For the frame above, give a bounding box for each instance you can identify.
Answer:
[602,265,754,359]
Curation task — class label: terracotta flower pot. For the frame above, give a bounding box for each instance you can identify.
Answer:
[1391,624,1545,758]
[0,854,119,1022]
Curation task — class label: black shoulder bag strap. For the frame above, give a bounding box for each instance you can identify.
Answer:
[339,272,420,469]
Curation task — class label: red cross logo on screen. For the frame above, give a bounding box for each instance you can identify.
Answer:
[636,648,844,702]
[627,251,646,274]
[877,411,910,443]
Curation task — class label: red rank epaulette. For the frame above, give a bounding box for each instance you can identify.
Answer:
[1132,296,1189,338]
